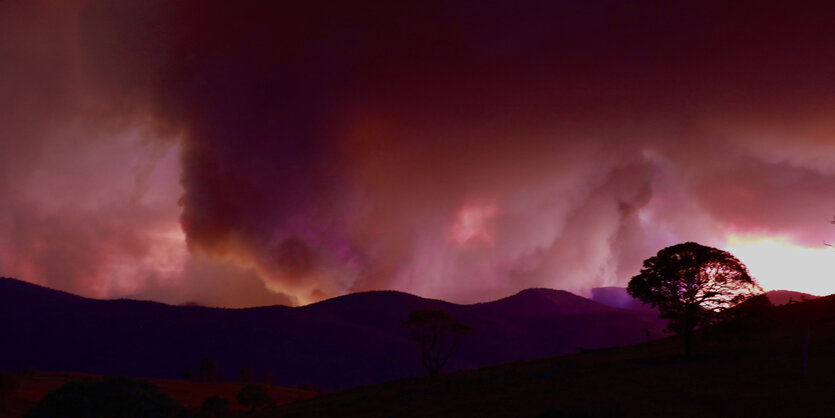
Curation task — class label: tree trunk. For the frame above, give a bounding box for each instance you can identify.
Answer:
[683,322,693,359]
[801,322,810,377]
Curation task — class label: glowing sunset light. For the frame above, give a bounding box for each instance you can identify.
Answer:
[4,1,835,306]
[725,234,835,296]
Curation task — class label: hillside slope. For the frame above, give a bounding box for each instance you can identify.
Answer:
[0,278,664,390]
[267,295,835,417]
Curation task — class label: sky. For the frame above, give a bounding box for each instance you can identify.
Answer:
[2,1,835,307]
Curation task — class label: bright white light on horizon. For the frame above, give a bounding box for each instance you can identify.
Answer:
[726,234,835,296]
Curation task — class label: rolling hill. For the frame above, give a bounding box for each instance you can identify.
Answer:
[0,277,665,390]
[265,293,835,417]
[591,286,820,309]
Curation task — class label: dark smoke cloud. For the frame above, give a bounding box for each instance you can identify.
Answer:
[3,1,835,305]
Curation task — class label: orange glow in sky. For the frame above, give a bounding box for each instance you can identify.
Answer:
[448,203,500,247]
[725,234,835,296]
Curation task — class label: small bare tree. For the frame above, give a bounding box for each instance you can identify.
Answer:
[402,310,474,376]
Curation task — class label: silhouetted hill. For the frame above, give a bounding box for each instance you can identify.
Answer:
[0,277,664,390]
[765,289,819,305]
[474,288,617,317]
[267,294,835,417]
[590,286,823,311]
[590,286,655,312]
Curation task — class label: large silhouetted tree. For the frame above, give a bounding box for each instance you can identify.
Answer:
[627,242,762,358]
[402,310,474,376]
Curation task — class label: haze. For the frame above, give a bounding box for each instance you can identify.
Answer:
[2,1,835,307]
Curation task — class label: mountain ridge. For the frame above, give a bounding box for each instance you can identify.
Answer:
[0,277,665,390]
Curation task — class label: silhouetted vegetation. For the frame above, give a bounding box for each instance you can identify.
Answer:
[402,310,475,375]
[199,395,231,418]
[24,377,186,418]
[627,242,763,357]
[237,384,273,412]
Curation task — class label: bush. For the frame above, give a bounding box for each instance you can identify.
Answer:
[237,384,273,412]
[199,395,230,418]
[24,377,187,418]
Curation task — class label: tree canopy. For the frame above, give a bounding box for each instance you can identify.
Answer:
[627,242,762,356]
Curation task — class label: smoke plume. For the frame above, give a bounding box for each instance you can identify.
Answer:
[2,1,835,305]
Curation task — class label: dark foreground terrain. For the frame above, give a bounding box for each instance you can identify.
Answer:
[0,277,665,390]
[262,295,835,418]
[3,277,830,417]
[11,294,834,417]
[0,371,313,418]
